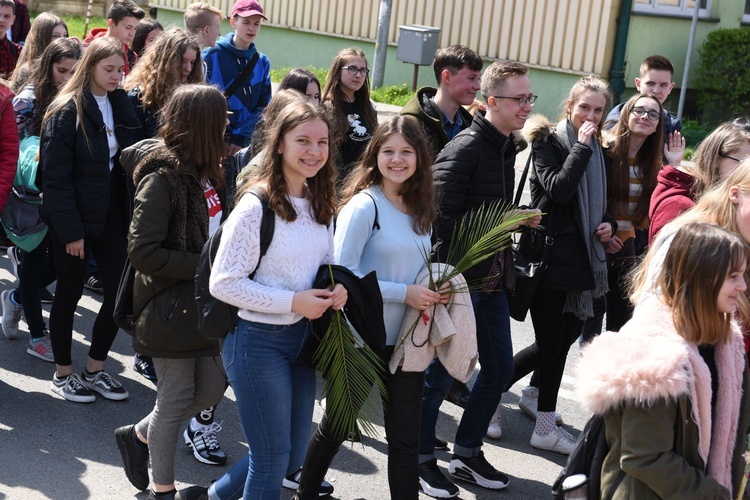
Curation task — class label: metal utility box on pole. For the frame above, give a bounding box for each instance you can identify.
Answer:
[396,25,440,91]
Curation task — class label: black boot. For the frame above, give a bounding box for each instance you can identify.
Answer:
[296,424,341,499]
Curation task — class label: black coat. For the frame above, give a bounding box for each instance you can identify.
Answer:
[39,89,141,245]
[432,112,517,283]
[526,118,617,291]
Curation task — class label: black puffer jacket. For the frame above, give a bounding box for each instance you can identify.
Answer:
[525,115,617,291]
[433,112,517,283]
[39,89,141,245]
[128,148,226,358]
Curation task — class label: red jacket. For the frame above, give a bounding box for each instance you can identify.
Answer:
[0,84,18,212]
[648,165,695,244]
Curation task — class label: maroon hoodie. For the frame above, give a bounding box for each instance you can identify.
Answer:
[648,165,695,244]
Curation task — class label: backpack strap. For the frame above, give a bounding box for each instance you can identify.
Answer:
[224,52,260,100]
[247,187,275,279]
[360,190,380,231]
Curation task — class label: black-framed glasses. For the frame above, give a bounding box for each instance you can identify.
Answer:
[342,66,370,77]
[721,153,746,163]
[631,106,660,121]
[491,95,538,108]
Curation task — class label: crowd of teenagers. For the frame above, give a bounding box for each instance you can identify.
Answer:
[2,0,750,499]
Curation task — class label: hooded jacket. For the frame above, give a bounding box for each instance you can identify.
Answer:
[577,297,750,499]
[0,84,18,214]
[82,28,137,76]
[523,115,617,291]
[648,165,695,244]
[400,87,473,160]
[203,34,271,147]
[128,148,225,358]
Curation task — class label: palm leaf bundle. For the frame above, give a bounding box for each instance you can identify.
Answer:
[398,201,537,350]
[312,266,388,440]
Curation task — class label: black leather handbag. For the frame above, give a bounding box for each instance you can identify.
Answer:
[505,154,553,322]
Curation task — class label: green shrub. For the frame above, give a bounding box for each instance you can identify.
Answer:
[695,28,750,124]
[270,67,415,106]
[270,66,328,87]
[680,118,712,150]
[370,83,414,106]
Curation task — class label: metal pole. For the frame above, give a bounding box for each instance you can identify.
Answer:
[83,0,94,39]
[677,0,701,121]
[372,0,393,89]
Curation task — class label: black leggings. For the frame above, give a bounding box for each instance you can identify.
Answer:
[297,347,425,500]
[508,288,582,412]
[48,204,128,366]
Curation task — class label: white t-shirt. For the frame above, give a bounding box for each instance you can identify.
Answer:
[93,93,118,171]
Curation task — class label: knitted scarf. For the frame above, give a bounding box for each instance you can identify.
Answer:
[555,119,608,319]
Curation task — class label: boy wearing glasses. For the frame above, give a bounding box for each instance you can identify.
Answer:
[605,54,682,142]
[401,45,483,160]
[203,0,271,154]
[418,61,541,498]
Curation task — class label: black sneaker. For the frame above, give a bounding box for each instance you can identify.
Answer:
[40,287,54,304]
[418,459,459,498]
[84,272,103,293]
[448,451,509,489]
[282,467,334,497]
[51,372,95,403]
[114,424,150,491]
[434,437,449,450]
[146,486,208,500]
[81,370,129,400]
[183,421,227,465]
[133,353,158,384]
[445,380,470,408]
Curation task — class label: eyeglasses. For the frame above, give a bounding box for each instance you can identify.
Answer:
[490,95,538,108]
[720,153,748,163]
[342,66,370,77]
[631,106,660,121]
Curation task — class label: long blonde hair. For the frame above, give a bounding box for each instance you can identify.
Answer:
[42,37,124,146]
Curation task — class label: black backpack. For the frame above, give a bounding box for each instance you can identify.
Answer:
[195,188,274,340]
[551,414,624,500]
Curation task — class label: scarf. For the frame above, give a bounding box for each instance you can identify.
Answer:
[555,119,608,319]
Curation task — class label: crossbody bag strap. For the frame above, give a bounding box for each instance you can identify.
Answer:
[513,153,533,207]
[224,52,260,100]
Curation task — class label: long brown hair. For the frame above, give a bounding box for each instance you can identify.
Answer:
[607,94,664,229]
[340,116,435,234]
[123,27,203,112]
[10,12,68,92]
[43,37,125,147]
[321,48,378,144]
[659,222,748,345]
[159,84,226,186]
[27,38,82,137]
[238,101,337,225]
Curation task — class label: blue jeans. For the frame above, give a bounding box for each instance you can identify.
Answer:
[419,290,514,461]
[213,318,316,500]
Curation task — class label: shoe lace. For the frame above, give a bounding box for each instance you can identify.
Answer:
[195,421,223,450]
[95,371,122,389]
[66,374,87,392]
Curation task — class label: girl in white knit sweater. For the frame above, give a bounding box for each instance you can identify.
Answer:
[208,100,346,500]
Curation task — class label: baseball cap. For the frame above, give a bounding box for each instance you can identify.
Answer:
[230,0,268,20]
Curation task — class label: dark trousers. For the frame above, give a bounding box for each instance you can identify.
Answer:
[17,233,56,338]
[509,287,583,412]
[48,172,128,366]
[298,347,425,500]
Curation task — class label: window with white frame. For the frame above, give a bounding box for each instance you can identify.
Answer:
[744,0,750,23]
[634,0,711,17]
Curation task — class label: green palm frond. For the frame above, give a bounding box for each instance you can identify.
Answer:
[312,266,388,439]
[435,201,537,287]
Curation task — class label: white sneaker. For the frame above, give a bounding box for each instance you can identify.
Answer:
[530,427,576,455]
[518,386,563,424]
[486,405,502,439]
